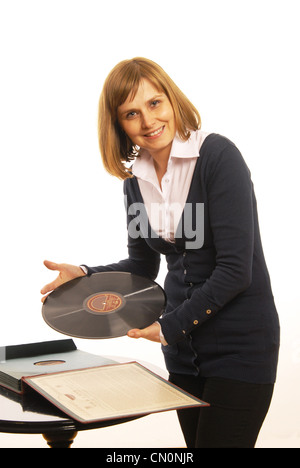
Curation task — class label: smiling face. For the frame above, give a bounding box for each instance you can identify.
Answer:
[117,79,176,162]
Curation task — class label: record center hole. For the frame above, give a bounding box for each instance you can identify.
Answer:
[33,360,66,366]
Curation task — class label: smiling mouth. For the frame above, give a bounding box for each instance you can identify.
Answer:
[144,126,165,138]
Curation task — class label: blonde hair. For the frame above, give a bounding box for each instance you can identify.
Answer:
[98,57,201,179]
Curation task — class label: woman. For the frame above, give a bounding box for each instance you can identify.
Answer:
[41,57,280,448]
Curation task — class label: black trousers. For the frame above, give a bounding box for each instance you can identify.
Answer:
[169,373,274,448]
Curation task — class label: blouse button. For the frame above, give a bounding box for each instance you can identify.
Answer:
[193,320,199,325]
[206,309,212,315]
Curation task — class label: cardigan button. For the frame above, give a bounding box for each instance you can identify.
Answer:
[193,320,199,325]
[206,309,212,315]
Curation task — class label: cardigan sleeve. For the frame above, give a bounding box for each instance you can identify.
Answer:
[159,139,255,345]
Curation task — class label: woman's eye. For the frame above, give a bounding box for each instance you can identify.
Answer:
[126,111,137,119]
[151,100,160,107]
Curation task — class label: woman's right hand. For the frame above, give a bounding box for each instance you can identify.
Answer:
[41,260,86,303]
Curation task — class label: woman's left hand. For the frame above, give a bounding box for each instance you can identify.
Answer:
[127,322,161,343]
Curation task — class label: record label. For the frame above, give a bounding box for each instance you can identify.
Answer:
[34,360,66,366]
[84,292,125,314]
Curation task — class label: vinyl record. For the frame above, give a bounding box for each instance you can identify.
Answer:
[42,272,166,339]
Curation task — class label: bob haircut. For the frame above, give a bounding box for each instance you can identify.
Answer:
[98,57,201,180]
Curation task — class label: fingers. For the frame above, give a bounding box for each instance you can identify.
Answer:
[41,260,62,301]
[41,261,85,303]
[127,323,161,343]
[127,328,143,339]
[41,292,51,304]
[43,260,60,271]
[40,278,61,296]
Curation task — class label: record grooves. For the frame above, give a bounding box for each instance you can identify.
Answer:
[42,272,166,339]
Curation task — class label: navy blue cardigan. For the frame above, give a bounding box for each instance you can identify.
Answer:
[86,134,280,384]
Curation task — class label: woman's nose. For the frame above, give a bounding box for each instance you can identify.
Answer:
[141,110,155,129]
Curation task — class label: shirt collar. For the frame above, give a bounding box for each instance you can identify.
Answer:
[132,130,201,180]
[169,131,201,158]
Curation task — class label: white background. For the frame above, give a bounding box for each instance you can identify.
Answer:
[0,0,299,448]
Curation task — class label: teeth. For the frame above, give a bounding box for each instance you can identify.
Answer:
[146,126,164,137]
